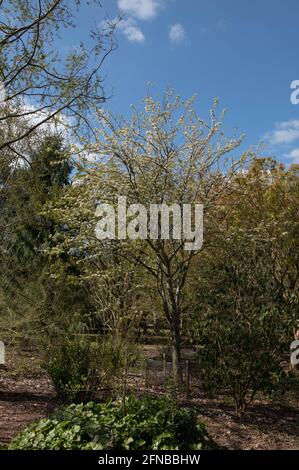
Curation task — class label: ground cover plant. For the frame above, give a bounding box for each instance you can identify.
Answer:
[9,397,215,450]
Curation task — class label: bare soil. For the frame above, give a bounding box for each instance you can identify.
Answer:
[0,346,298,450]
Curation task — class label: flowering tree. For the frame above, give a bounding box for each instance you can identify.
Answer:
[49,91,252,381]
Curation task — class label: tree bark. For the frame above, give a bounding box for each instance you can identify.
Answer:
[171,311,182,383]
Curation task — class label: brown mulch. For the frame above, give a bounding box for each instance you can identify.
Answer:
[1,373,298,449]
[0,347,298,449]
[191,392,299,450]
[0,375,56,445]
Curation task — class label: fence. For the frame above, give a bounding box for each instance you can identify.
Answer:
[144,354,200,396]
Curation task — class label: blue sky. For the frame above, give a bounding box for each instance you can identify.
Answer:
[66,0,299,164]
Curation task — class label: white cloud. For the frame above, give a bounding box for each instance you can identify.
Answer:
[169,23,185,44]
[118,18,145,43]
[267,119,299,145]
[118,0,162,21]
[265,119,299,165]
[284,148,299,164]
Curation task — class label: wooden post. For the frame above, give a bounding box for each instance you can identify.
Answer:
[122,348,128,416]
[163,353,166,384]
[186,360,190,398]
[144,359,149,388]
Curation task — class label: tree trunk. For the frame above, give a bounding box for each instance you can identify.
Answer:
[161,272,184,384]
[171,313,182,383]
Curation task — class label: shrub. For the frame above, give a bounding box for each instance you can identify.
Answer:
[190,225,296,415]
[42,335,101,401]
[193,306,291,414]
[9,397,215,450]
[43,332,141,401]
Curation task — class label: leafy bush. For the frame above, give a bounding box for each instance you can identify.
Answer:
[189,213,297,415]
[42,335,101,401]
[195,307,291,414]
[98,335,140,382]
[9,397,215,450]
[43,332,141,401]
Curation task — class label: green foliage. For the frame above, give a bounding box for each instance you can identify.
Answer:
[0,134,97,347]
[0,135,74,342]
[189,158,298,414]
[42,335,101,401]
[97,335,140,380]
[43,332,140,401]
[190,233,295,414]
[194,306,290,414]
[9,397,214,450]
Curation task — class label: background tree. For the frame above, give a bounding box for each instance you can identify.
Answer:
[0,0,116,160]
[0,134,92,342]
[189,158,299,413]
